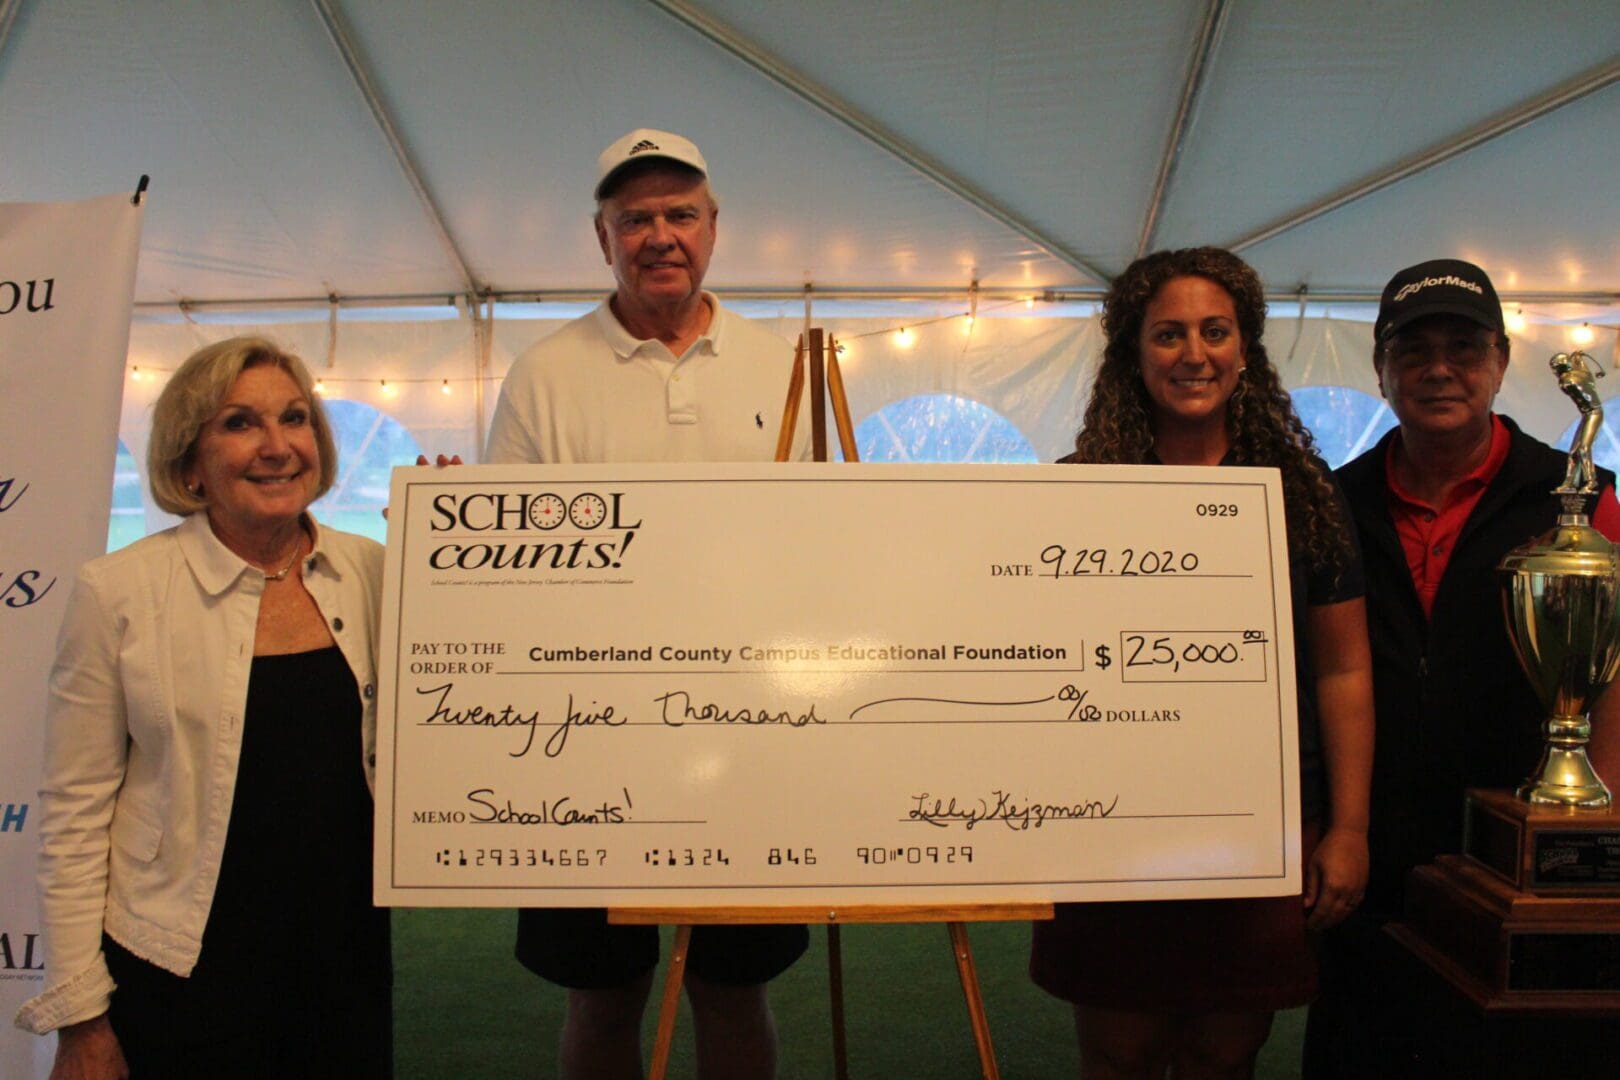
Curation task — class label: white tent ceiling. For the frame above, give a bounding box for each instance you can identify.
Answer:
[1,0,1617,312]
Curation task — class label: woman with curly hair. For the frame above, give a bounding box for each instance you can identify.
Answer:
[1031,247,1374,1079]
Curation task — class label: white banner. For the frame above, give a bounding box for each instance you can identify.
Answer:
[376,463,1301,908]
[0,192,143,1075]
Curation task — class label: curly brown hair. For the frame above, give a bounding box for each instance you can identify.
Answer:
[1071,247,1348,575]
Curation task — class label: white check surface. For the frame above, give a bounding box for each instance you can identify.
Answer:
[374,463,1300,906]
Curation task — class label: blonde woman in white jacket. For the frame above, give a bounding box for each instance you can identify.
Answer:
[15,338,390,1078]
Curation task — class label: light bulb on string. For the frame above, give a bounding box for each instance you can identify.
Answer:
[441,379,452,395]
[380,378,397,398]
[962,314,975,335]
[893,327,915,349]
[1504,306,1527,334]
[1572,323,1595,347]
[314,379,326,394]
[1023,297,1036,311]
[129,366,144,382]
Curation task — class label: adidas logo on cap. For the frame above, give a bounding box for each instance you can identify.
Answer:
[596,130,709,198]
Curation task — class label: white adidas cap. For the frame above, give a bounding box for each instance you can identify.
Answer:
[595,129,709,199]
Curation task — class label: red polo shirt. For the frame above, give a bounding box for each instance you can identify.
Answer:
[1386,415,1620,617]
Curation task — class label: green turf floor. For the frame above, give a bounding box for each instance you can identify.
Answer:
[393,909,1306,1078]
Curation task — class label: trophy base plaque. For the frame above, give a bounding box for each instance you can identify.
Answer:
[1464,788,1620,892]
[1385,789,1620,1014]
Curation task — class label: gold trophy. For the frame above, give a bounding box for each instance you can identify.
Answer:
[1386,351,1620,1017]
[1499,350,1617,807]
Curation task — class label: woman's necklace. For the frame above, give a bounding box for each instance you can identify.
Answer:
[263,534,306,582]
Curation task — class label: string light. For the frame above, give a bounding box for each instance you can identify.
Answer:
[1504,306,1527,334]
[836,296,1028,345]
[1572,322,1595,346]
[114,365,508,392]
[126,294,1035,391]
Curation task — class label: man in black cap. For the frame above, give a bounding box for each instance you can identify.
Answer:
[1304,259,1620,1075]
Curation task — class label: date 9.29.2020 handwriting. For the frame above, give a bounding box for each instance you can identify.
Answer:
[1038,501,1240,579]
[1040,544,1201,578]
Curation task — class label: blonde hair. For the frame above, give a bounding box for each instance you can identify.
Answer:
[147,336,337,516]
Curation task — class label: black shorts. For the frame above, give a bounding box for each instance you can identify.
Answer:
[515,907,808,990]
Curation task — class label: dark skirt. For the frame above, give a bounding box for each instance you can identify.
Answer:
[1030,819,1322,1013]
[106,647,391,1077]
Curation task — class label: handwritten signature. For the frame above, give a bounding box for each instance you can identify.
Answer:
[909,789,1119,830]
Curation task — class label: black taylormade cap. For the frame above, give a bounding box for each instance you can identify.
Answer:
[1375,258,1505,341]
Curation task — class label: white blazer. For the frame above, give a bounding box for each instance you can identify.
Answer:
[13,512,383,1034]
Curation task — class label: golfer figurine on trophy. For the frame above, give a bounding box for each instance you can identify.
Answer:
[1499,350,1619,808]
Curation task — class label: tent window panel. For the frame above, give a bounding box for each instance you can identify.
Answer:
[842,393,1039,464]
[107,439,146,554]
[1290,386,1398,469]
[311,399,425,544]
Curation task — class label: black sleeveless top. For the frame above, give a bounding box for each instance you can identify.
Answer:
[201,645,388,979]
[106,646,389,1062]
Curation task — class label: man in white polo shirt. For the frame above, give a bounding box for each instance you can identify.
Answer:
[487,130,806,467]
[485,130,809,1080]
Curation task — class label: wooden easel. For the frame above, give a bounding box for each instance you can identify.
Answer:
[613,903,1053,1080]
[775,328,859,463]
[610,330,1054,1079]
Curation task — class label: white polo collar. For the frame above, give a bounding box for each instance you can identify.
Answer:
[594,292,723,362]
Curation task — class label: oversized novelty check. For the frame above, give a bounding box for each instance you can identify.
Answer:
[374,463,1301,907]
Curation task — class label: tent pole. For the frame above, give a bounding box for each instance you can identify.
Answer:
[474,293,492,463]
[131,286,1092,313]
[643,0,1110,285]
[1136,0,1231,258]
[1227,56,1620,254]
[130,284,1620,316]
[308,0,482,298]
[0,0,23,70]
